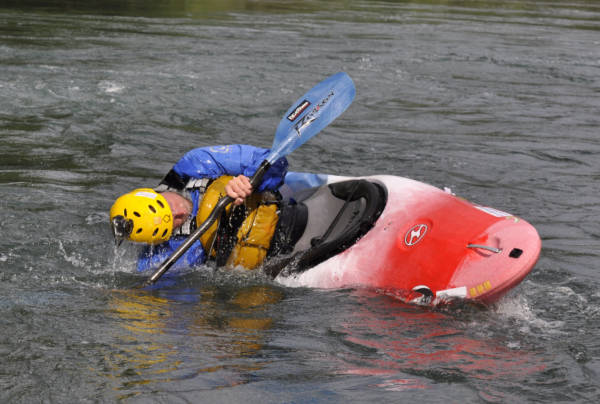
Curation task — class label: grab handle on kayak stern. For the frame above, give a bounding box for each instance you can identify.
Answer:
[466,244,502,254]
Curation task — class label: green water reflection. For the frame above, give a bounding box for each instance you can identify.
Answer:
[103,285,282,396]
[3,0,600,18]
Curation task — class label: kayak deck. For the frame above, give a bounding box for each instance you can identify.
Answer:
[272,175,541,306]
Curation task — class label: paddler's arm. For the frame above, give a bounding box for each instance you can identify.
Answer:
[136,237,207,272]
[225,174,253,206]
[166,144,288,192]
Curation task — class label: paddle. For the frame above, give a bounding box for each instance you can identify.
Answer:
[142,72,356,287]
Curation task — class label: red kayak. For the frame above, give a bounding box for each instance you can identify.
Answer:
[266,174,541,306]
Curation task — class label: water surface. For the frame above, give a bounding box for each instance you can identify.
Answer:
[1,0,599,402]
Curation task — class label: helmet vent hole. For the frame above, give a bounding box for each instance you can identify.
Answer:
[123,209,127,217]
[152,228,159,236]
[148,205,157,214]
[157,200,164,209]
[136,228,142,234]
[133,211,141,217]
[162,229,168,237]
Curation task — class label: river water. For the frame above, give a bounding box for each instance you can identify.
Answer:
[1,0,599,402]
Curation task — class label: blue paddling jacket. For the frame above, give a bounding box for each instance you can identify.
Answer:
[137,144,288,272]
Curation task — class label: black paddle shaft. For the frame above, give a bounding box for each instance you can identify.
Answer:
[142,160,271,286]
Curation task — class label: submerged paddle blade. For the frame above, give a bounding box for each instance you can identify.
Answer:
[268,72,355,163]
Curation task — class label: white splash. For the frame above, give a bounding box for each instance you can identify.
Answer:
[57,240,89,268]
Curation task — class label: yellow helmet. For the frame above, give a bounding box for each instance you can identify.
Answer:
[109,188,173,245]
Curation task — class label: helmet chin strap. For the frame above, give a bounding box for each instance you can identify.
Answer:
[162,191,193,229]
[111,215,133,246]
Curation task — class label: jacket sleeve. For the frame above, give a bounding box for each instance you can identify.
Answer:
[171,144,288,192]
[137,238,207,272]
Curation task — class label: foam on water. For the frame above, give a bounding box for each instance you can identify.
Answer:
[98,80,125,94]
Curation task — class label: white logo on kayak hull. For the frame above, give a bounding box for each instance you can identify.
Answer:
[405,224,428,246]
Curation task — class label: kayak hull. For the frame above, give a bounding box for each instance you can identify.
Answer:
[276,175,541,305]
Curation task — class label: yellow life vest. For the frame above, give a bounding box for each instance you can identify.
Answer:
[196,176,280,270]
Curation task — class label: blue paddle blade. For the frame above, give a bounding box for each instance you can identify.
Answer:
[268,72,356,163]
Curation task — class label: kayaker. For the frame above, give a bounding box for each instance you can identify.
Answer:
[110,144,296,272]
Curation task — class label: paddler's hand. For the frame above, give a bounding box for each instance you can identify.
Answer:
[226,175,253,205]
